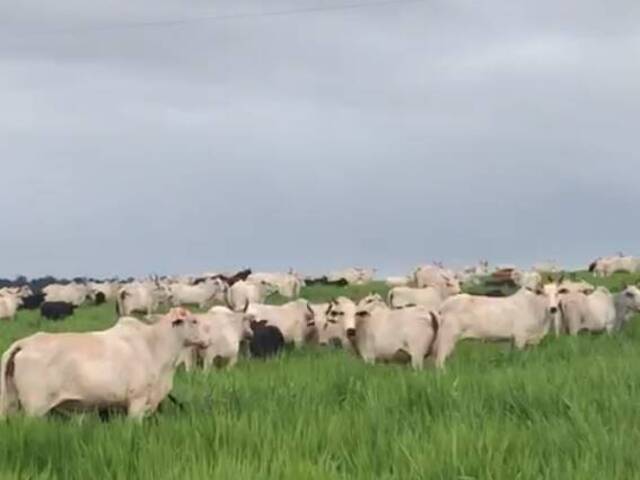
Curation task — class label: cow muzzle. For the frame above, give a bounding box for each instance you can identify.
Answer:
[346,328,356,338]
[549,306,558,314]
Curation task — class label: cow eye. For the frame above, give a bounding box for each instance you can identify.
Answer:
[626,291,635,298]
[558,288,569,294]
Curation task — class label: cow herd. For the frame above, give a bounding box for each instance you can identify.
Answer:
[1,257,640,420]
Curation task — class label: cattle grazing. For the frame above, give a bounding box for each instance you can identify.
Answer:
[0,308,207,419]
[248,273,302,298]
[248,320,286,359]
[40,301,76,321]
[20,293,46,310]
[434,285,558,368]
[388,281,460,310]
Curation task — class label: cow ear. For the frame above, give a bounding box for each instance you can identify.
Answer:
[172,319,184,327]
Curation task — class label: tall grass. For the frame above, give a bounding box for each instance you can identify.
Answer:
[0,274,639,479]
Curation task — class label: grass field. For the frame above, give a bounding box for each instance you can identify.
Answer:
[1,272,640,479]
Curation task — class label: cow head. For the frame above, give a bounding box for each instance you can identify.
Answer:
[324,297,357,342]
[167,308,209,349]
[622,285,640,313]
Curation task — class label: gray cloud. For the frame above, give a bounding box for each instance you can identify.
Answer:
[1,0,639,277]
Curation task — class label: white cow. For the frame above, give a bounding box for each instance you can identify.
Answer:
[615,286,640,329]
[328,299,439,370]
[0,293,22,321]
[0,308,207,419]
[169,278,226,309]
[434,286,558,368]
[178,306,253,372]
[43,283,91,306]
[387,283,460,310]
[328,268,376,285]
[559,287,617,335]
[511,271,543,290]
[246,299,315,347]
[89,282,121,302]
[412,265,460,291]
[225,280,275,311]
[116,281,170,316]
[248,273,302,298]
[385,276,410,287]
[589,256,640,277]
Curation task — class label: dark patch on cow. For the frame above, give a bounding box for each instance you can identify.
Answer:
[40,302,76,321]
[249,322,285,359]
[94,292,106,305]
[20,293,45,310]
[305,276,348,287]
[588,261,597,272]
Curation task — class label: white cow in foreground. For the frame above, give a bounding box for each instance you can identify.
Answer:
[246,300,315,347]
[0,308,207,419]
[178,306,253,372]
[434,286,558,368]
[326,297,439,370]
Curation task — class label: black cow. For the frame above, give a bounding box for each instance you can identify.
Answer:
[305,276,348,287]
[20,293,46,310]
[41,301,76,321]
[248,320,285,358]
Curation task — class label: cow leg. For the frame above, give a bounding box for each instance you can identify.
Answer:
[434,328,456,369]
[127,397,150,421]
[226,355,238,370]
[512,336,527,350]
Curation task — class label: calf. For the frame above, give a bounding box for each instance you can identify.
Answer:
[40,301,76,321]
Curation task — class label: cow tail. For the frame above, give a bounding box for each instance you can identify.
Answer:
[0,343,22,418]
[426,311,440,358]
[387,291,394,308]
[588,261,597,273]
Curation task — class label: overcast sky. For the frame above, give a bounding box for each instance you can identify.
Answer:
[1,0,639,278]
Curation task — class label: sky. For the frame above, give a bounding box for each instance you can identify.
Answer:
[1,0,639,278]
